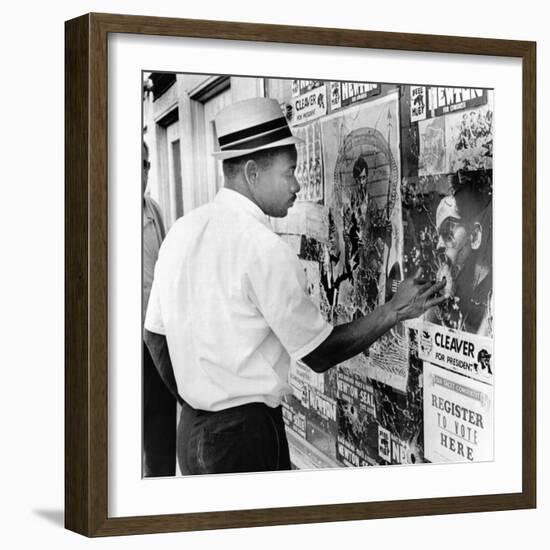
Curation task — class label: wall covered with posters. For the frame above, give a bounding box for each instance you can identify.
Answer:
[271,78,494,469]
[144,73,494,471]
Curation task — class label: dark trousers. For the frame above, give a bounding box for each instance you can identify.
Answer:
[143,343,177,477]
[177,400,291,475]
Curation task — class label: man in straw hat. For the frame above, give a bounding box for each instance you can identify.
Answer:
[144,97,445,475]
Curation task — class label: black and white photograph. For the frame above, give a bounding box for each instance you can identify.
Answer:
[2,0,544,546]
[141,73,494,477]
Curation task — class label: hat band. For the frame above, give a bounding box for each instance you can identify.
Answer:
[218,116,288,147]
[219,115,289,143]
[219,126,293,151]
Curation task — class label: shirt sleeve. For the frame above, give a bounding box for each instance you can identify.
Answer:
[144,269,166,335]
[244,237,333,361]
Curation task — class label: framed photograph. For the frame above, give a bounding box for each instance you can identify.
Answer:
[65,13,536,537]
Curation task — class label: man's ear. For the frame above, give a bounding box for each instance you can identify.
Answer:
[470,222,483,250]
[243,159,258,187]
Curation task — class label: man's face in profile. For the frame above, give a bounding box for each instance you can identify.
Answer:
[254,146,299,218]
[437,216,472,270]
[435,194,480,274]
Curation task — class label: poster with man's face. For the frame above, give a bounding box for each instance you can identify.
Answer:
[406,92,494,342]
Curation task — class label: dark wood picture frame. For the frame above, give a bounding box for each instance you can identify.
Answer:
[65,12,536,537]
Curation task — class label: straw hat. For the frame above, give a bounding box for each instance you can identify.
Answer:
[212,97,302,161]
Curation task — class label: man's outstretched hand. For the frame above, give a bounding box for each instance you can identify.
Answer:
[389,268,447,322]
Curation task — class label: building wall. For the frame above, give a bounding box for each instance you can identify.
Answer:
[144,73,265,229]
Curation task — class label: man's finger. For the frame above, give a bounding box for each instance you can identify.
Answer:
[420,279,446,299]
[424,294,448,310]
[418,279,435,292]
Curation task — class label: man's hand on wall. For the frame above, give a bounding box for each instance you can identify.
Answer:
[389,268,447,322]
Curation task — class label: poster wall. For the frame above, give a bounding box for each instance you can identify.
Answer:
[143,72,495,474]
[277,82,494,470]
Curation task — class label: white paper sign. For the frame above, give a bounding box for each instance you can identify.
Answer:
[423,362,493,463]
[290,86,328,125]
[418,321,493,385]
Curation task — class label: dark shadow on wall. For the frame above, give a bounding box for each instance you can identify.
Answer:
[33,509,64,527]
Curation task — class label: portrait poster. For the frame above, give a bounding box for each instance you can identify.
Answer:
[321,92,408,392]
[403,92,494,344]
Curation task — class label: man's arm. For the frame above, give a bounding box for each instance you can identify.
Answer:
[302,269,446,373]
[144,329,183,405]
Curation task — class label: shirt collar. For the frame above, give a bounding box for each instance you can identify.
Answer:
[214,188,272,229]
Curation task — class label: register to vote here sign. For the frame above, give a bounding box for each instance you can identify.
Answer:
[423,360,494,463]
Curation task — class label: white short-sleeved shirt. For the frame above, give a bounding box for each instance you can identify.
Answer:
[145,188,333,412]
